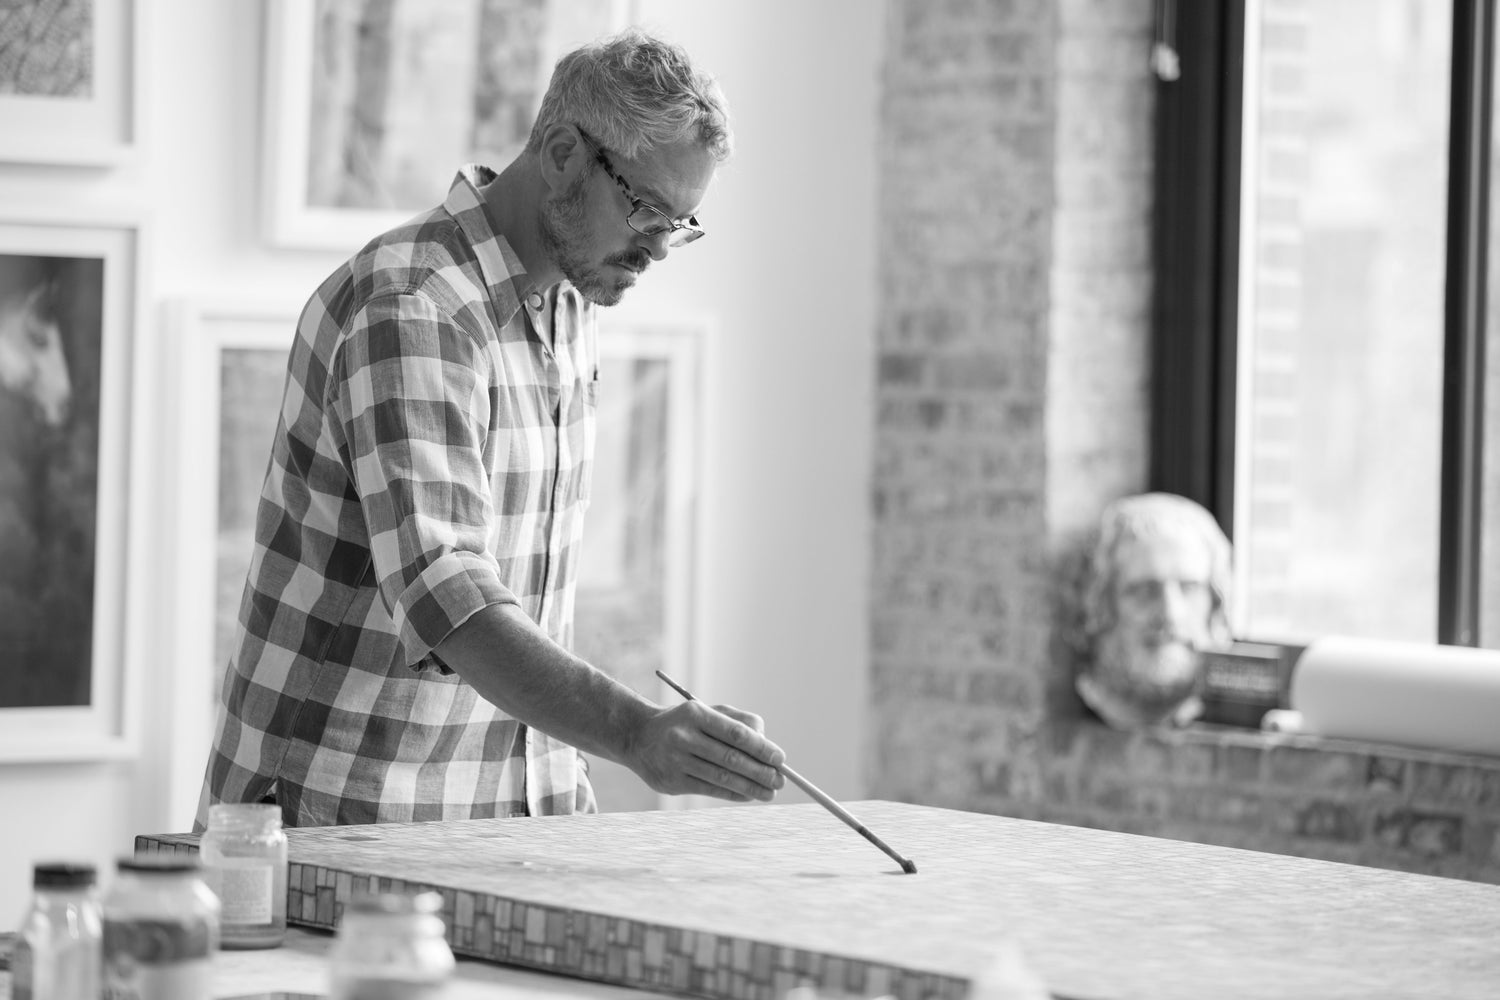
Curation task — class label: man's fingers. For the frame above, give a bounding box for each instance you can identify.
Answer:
[711,703,765,733]
[698,702,785,768]
[680,774,753,803]
[698,740,783,794]
[682,753,776,802]
[633,702,787,803]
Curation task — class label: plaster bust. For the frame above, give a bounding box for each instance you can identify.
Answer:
[1074,492,1233,729]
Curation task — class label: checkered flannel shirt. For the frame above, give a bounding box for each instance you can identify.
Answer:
[198,166,599,828]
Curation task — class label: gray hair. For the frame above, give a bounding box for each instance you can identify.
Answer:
[1081,492,1234,645]
[526,29,733,162]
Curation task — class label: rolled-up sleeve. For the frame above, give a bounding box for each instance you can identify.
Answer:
[328,291,517,663]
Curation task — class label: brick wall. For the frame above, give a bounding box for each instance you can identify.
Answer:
[870,0,1500,883]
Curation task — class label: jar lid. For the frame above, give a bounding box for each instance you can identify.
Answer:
[116,854,203,875]
[346,890,443,916]
[207,802,283,827]
[33,862,96,889]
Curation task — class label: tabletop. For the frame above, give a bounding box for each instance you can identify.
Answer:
[135,800,1500,1000]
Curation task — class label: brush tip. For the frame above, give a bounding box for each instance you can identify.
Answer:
[900,858,917,874]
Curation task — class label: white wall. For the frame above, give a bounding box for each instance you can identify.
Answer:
[0,1,879,914]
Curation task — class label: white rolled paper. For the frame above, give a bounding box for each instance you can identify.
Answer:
[1290,635,1500,757]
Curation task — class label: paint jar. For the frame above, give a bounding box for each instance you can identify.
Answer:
[327,890,455,1000]
[101,854,219,1000]
[200,802,288,948]
[11,861,103,1000]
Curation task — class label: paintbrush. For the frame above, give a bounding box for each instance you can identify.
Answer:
[655,670,918,875]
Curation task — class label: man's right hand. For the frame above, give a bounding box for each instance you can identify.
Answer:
[435,603,787,803]
[628,701,786,802]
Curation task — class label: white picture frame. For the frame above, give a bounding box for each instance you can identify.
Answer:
[0,209,147,761]
[260,0,628,252]
[156,303,703,816]
[161,297,299,824]
[574,320,702,812]
[0,0,142,166]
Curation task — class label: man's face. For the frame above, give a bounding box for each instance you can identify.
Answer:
[1099,533,1215,689]
[539,136,715,307]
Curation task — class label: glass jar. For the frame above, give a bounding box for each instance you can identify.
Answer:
[199,802,288,948]
[327,891,455,1000]
[101,855,219,1000]
[11,861,102,1000]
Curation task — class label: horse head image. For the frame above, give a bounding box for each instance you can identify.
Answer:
[0,278,71,427]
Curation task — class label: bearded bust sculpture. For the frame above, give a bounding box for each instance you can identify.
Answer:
[1073,492,1234,729]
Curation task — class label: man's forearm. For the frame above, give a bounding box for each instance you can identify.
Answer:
[433,601,654,767]
[434,601,786,802]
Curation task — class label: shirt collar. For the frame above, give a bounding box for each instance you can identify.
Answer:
[444,164,536,328]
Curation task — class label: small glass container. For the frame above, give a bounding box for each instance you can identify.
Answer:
[101,854,219,1000]
[11,861,103,1000]
[199,802,288,948]
[327,890,455,1000]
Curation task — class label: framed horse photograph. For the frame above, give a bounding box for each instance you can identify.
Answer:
[0,210,147,760]
[260,0,628,251]
[0,0,143,165]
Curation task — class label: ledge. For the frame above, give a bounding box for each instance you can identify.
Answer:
[1104,717,1500,782]
[1031,716,1500,882]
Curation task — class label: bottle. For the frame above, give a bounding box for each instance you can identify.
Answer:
[199,802,288,948]
[327,890,455,1000]
[101,854,220,1000]
[969,941,1050,1000]
[11,862,102,1000]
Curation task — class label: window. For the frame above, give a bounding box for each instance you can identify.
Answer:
[1152,0,1495,649]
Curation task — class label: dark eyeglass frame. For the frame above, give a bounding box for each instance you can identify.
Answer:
[574,126,705,247]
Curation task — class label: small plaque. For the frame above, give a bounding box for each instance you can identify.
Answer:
[1199,641,1300,727]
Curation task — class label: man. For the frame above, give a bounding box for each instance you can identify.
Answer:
[1074,492,1233,728]
[197,30,784,828]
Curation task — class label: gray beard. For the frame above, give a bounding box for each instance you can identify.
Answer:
[538,179,637,307]
[1080,631,1202,727]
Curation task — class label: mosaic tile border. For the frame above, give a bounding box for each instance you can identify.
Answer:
[134,833,966,1000]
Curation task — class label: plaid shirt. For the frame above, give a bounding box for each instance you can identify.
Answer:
[198,166,599,828]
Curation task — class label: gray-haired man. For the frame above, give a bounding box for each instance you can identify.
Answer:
[199,31,783,828]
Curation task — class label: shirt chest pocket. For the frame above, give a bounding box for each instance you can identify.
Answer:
[492,369,596,514]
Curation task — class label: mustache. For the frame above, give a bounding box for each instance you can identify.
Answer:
[1139,629,1200,648]
[605,250,651,273]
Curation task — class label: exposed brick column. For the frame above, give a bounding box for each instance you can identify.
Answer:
[870,0,1156,812]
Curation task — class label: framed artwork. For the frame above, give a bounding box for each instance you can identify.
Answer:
[0,0,141,165]
[163,298,298,824]
[158,305,702,816]
[261,0,628,251]
[573,321,702,812]
[0,210,145,760]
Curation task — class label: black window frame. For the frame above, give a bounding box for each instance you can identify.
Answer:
[1151,0,1495,647]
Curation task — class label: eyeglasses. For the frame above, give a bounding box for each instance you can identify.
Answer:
[575,127,705,247]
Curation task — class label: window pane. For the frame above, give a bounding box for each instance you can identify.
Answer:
[1485,5,1500,650]
[1234,0,1451,643]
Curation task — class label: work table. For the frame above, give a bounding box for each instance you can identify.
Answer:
[0,925,679,999]
[131,800,1500,1000]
